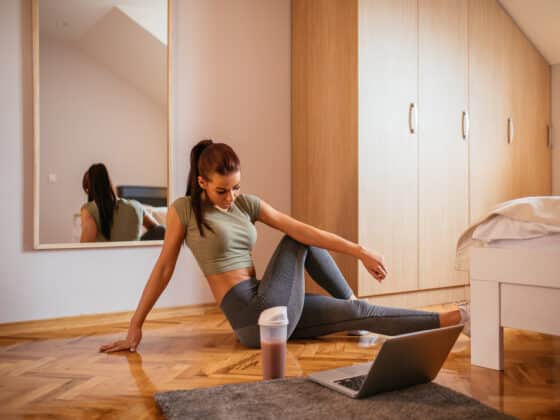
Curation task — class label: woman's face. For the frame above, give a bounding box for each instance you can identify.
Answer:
[198,171,241,210]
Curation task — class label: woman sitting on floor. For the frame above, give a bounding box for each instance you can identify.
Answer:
[100,140,464,352]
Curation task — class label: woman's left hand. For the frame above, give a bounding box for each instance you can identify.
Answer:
[358,247,387,282]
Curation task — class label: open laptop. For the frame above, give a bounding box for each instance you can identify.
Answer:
[308,324,463,398]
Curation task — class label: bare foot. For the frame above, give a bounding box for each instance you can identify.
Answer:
[439,310,461,327]
[439,306,471,337]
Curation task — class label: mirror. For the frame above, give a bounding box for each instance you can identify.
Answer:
[32,0,171,249]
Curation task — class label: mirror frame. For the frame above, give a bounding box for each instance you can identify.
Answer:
[32,0,173,250]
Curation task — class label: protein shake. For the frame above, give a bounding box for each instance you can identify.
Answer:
[258,306,289,380]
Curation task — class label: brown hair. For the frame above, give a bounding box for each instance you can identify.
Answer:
[186,140,241,236]
[82,163,117,240]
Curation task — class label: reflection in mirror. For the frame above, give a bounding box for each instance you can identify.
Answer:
[35,0,169,247]
[80,163,164,243]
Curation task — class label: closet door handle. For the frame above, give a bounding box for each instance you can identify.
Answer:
[461,111,469,140]
[547,125,552,149]
[409,103,417,134]
[507,117,514,144]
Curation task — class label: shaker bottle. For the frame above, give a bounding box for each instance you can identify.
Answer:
[258,306,289,380]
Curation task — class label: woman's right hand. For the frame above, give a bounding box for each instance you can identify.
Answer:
[99,324,142,353]
[358,247,388,282]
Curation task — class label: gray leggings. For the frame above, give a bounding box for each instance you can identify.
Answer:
[220,235,440,348]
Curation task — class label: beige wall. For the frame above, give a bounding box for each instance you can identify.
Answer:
[552,64,560,195]
[39,37,167,244]
[172,0,291,277]
[0,0,290,323]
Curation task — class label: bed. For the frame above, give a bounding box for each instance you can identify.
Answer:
[456,196,560,370]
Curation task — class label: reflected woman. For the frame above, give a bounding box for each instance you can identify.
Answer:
[80,163,159,242]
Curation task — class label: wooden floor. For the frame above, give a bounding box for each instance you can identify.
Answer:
[0,303,558,419]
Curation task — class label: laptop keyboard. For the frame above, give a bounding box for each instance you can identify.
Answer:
[334,374,367,391]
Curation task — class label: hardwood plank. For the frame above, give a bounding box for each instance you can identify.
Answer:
[0,304,558,419]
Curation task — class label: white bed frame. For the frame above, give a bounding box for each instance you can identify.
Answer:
[470,247,560,370]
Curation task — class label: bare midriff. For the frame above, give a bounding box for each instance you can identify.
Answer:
[206,266,256,306]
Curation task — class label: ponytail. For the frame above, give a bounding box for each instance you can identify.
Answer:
[83,163,117,240]
[186,139,241,236]
[187,139,214,236]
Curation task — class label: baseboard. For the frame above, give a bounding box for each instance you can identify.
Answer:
[0,303,219,335]
[361,286,468,309]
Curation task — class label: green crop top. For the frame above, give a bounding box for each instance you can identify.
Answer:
[172,194,261,276]
[81,198,144,242]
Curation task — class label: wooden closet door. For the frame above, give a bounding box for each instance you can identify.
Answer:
[511,24,552,198]
[469,0,513,222]
[358,0,418,296]
[511,20,538,199]
[292,0,359,294]
[510,16,526,199]
[543,60,552,193]
[533,55,552,195]
[418,0,468,290]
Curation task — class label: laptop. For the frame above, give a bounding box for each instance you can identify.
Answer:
[308,324,463,398]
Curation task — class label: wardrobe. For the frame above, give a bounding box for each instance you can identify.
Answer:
[292,0,552,306]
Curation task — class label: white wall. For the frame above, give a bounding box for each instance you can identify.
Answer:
[172,0,291,274]
[0,0,290,323]
[39,37,167,244]
[552,64,560,195]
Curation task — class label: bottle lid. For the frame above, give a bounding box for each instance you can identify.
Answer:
[258,306,289,327]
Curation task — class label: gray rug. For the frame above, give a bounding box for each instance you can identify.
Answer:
[155,378,517,420]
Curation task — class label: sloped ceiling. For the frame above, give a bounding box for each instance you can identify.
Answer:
[499,0,560,65]
[78,7,167,108]
[39,0,167,108]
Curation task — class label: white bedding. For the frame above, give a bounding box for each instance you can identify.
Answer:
[143,205,168,225]
[472,215,560,242]
[486,233,560,249]
[456,196,560,271]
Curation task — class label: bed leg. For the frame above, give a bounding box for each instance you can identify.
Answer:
[470,279,504,370]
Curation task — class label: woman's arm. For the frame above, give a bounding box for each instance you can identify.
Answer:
[142,211,159,230]
[129,206,183,327]
[99,206,185,352]
[258,200,387,281]
[80,208,97,242]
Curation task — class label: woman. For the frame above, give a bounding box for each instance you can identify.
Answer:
[100,140,465,352]
[81,163,159,242]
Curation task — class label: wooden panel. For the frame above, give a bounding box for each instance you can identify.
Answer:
[470,247,560,289]
[508,12,551,199]
[511,24,538,197]
[32,0,40,249]
[418,0,469,290]
[358,0,418,296]
[292,0,358,293]
[544,57,552,183]
[469,0,513,222]
[501,283,560,335]
[511,22,548,198]
[533,55,552,195]
[362,285,466,309]
[509,16,529,199]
